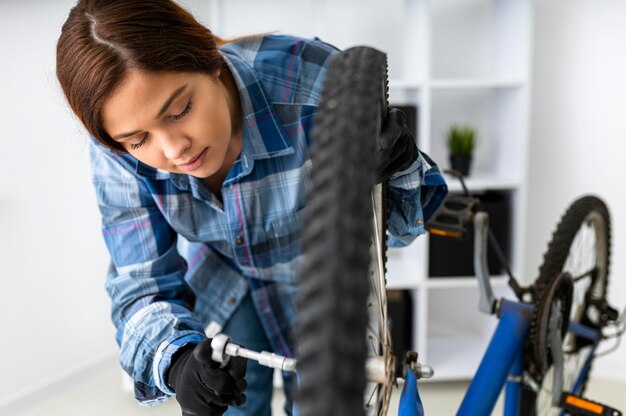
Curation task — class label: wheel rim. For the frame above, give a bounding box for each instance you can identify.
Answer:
[535,210,608,413]
[364,186,394,415]
[364,65,393,416]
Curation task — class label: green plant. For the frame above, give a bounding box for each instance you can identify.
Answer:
[447,124,477,157]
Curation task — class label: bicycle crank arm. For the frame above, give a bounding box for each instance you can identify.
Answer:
[210,333,297,372]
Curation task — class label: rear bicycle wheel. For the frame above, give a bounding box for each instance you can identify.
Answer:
[521,196,611,415]
[295,46,392,416]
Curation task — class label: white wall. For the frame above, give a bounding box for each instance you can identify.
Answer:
[527,0,626,379]
[0,0,118,412]
[0,1,217,412]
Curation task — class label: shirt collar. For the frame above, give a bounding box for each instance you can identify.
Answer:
[219,46,293,161]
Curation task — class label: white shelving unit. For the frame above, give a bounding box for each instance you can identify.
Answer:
[384,0,532,381]
[199,0,532,382]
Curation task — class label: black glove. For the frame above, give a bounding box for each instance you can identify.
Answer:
[166,338,247,416]
[377,107,419,184]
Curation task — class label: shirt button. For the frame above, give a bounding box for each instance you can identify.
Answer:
[416,219,423,225]
[235,235,243,245]
[227,297,237,305]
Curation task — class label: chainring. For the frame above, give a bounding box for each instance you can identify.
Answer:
[527,272,574,382]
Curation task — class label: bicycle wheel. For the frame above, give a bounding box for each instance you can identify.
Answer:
[521,196,611,415]
[296,46,391,416]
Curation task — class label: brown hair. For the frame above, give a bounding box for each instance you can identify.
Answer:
[56,0,228,152]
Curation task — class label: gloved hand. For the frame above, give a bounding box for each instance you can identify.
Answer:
[377,107,419,184]
[167,338,247,416]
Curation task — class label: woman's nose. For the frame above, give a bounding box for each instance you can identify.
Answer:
[159,132,191,160]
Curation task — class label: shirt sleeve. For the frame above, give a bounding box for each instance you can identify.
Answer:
[386,150,448,247]
[89,142,207,406]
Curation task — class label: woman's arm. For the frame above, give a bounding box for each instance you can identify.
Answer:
[90,142,206,406]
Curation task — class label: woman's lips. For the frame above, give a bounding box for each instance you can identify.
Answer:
[178,148,208,172]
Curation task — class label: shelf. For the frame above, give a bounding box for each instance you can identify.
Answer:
[429,88,527,182]
[426,275,508,290]
[430,79,525,89]
[389,79,424,90]
[425,336,492,381]
[385,239,427,289]
[442,173,521,193]
[386,279,420,291]
[389,79,525,91]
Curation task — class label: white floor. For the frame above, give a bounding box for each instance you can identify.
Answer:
[11,364,626,415]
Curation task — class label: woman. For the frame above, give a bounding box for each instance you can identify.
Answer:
[56,1,447,415]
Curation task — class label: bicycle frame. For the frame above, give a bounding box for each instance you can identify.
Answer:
[461,299,600,415]
[396,297,602,416]
[457,299,534,415]
[292,192,619,416]
[397,208,607,416]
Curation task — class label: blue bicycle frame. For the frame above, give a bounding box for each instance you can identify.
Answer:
[293,204,609,416]
[397,298,602,416]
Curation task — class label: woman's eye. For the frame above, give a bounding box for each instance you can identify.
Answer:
[170,100,193,121]
[130,134,148,150]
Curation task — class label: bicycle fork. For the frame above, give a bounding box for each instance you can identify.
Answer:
[397,352,432,416]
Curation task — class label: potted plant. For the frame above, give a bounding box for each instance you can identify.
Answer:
[446,124,477,176]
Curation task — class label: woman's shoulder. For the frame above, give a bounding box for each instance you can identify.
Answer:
[221,34,340,106]
[221,33,338,61]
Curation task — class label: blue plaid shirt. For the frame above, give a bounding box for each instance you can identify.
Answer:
[89,34,447,405]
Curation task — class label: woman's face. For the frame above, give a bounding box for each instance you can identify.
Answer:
[101,68,241,179]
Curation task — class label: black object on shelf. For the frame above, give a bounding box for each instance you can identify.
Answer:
[429,190,512,277]
[387,289,413,360]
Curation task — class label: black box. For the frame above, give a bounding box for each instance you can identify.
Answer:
[428,190,512,277]
[386,289,413,360]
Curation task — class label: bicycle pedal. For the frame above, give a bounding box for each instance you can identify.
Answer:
[561,392,622,416]
[425,194,479,239]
